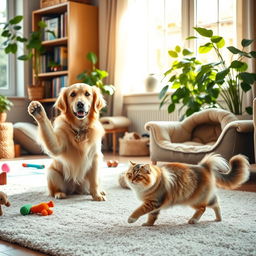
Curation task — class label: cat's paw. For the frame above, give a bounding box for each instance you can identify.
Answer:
[128,216,138,223]
[142,222,154,227]
[188,218,198,224]
[54,192,67,199]
[28,101,46,121]
[92,194,106,201]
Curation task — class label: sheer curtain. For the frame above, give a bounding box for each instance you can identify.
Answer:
[237,0,256,111]
[99,0,149,116]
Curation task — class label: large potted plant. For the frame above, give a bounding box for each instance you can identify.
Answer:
[159,46,220,119]
[1,15,53,100]
[0,95,13,122]
[188,27,256,116]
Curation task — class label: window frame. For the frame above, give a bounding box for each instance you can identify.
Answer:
[0,0,16,96]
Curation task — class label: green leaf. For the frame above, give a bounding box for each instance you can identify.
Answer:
[227,46,241,54]
[5,43,17,54]
[1,30,11,37]
[172,81,180,89]
[159,85,169,99]
[168,50,178,58]
[168,103,175,113]
[216,38,225,48]
[240,82,251,92]
[199,43,213,54]
[216,68,230,81]
[245,106,253,115]
[9,15,23,25]
[102,85,115,95]
[179,74,187,84]
[77,72,86,80]
[211,36,223,43]
[230,60,247,70]
[182,48,193,56]
[250,51,256,58]
[13,25,21,30]
[186,36,198,40]
[175,45,181,53]
[239,72,255,84]
[16,36,27,42]
[87,52,97,64]
[38,20,47,28]
[241,39,253,47]
[194,27,213,37]
[18,55,29,61]
[169,75,176,82]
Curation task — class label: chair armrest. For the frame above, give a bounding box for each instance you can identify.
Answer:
[225,120,254,133]
[145,121,179,141]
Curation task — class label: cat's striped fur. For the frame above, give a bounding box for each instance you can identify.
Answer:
[123,154,249,226]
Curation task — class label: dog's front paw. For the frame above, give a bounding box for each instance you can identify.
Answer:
[54,192,67,199]
[128,216,138,224]
[142,222,154,227]
[28,101,46,121]
[92,194,106,201]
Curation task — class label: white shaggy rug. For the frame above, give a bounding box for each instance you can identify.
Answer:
[0,159,256,256]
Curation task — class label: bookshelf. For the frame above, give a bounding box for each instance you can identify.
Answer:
[32,1,98,101]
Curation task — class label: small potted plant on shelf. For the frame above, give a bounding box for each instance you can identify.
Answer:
[77,52,115,96]
[0,95,13,122]
[1,15,54,100]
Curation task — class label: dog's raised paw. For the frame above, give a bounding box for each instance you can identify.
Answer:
[28,101,46,120]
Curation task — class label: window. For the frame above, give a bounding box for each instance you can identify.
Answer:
[121,0,237,94]
[195,0,236,64]
[0,0,15,96]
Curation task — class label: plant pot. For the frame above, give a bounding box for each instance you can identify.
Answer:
[27,86,44,100]
[0,112,7,122]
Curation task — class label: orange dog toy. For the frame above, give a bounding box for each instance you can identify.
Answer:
[20,201,54,216]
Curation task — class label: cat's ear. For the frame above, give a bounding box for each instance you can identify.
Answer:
[143,164,151,174]
[129,160,136,166]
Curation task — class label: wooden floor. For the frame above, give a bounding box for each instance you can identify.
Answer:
[0,152,255,256]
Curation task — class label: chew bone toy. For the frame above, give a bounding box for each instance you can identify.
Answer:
[20,201,54,216]
[0,191,10,216]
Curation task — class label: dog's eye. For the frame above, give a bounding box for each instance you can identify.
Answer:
[70,92,76,97]
[85,92,90,97]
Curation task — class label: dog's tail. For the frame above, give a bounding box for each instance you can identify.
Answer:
[199,153,250,189]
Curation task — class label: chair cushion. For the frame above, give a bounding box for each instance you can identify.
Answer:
[13,122,44,155]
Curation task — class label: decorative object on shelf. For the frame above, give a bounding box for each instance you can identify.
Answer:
[145,73,158,92]
[188,27,256,115]
[77,52,115,96]
[0,95,13,123]
[40,0,92,9]
[159,46,219,119]
[1,15,55,100]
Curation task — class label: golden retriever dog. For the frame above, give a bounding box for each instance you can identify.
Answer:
[28,83,106,201]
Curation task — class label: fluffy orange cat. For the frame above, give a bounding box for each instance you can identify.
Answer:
[123,154,249,226]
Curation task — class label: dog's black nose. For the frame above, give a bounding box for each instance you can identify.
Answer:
[77,101,84,108]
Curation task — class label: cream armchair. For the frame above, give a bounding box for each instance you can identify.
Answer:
[145,108,254,164]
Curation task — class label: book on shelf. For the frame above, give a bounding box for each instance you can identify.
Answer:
[52,75,68,98]
[42,12,67,41]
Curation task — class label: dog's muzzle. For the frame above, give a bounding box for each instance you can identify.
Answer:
[73,101,88,119]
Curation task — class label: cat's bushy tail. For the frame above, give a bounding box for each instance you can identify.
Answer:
[199,153,250,189]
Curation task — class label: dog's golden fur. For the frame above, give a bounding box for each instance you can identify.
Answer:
[28,83,106,201]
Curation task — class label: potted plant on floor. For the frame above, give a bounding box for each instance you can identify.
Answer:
[159,46,220,119]
[1,15,54,100]
[0,95,13,122]
[188,27,256,116]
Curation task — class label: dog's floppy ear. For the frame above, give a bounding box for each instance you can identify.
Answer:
[92,86,106,112]
[54,87,68,113]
